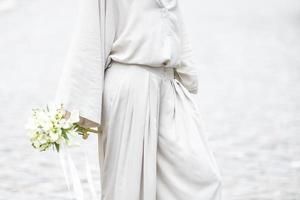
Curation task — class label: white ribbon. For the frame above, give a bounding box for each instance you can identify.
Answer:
[58,141,99,200]
[83,141,98,200]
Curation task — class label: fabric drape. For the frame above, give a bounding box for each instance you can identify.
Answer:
[98,62,222,200]
[56,0,199,127]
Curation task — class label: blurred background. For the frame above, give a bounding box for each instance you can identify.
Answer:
[0,0,300,199]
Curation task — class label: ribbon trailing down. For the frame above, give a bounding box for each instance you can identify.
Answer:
[58,141,99,200]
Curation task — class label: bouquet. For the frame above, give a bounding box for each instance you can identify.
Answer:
[26,103,97,152]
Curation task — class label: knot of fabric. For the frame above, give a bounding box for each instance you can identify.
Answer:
[156,0,177,10]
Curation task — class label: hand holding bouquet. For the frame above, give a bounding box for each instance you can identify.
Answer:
[26,103,98,152]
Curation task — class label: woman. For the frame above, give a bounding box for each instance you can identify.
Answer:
[56,0,222,199]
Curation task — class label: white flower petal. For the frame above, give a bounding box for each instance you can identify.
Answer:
[68,110,80,124]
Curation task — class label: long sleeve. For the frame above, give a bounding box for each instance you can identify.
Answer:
[174,13,199,94]
[55,0,105,127]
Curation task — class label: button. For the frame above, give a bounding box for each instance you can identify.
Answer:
[156,0,177,10]
[161,8,168,17]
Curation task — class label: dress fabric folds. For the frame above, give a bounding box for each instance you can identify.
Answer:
[56,0,223,199]
[98,62,222,200]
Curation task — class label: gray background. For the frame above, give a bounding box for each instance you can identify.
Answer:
[0,0,299,199]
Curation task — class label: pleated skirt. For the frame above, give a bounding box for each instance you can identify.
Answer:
[98,61,222,200]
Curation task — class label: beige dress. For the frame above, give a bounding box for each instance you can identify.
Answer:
[56,0,222,199]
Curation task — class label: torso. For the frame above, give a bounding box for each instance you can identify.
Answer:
[108,0,183,68]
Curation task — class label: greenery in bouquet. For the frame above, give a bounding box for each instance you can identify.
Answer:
[25,103,97,152]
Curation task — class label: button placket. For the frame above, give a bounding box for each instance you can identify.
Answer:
[160,9,172,36]
[157,0,179,67]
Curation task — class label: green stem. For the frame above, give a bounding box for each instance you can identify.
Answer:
[86,128,98,133]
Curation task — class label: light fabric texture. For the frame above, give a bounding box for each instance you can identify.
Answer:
[56,0,198,127]
[99,62,222,200]
[55,0,222,199]
[55,0,105,127]
[109,0,182,67]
